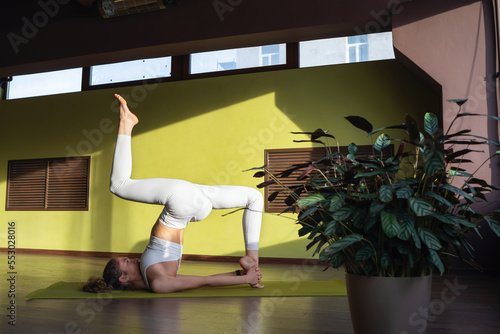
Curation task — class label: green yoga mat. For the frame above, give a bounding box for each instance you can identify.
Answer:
[27,278,346,299]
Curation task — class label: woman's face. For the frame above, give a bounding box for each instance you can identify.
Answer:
[116,257,140,279]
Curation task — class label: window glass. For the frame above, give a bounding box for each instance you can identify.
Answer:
[299,32,394,68]
[91,56,172,86]
[190,44,286,74]
[7,68,82,100]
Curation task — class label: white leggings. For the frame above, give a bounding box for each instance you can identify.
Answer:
[109,134,263,250]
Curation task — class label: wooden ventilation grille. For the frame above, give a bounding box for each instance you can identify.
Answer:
[264,146,393,213]
[6,156,90,211]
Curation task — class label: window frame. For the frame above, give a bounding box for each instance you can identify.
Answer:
[6,156,91,211]
[3,31,394,98]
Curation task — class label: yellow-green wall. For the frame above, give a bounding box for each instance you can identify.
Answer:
[0,60,440,259]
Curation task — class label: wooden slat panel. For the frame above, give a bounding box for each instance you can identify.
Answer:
[6,156,90,211]
[6,160,47,209]
[47,157,90,209]
[264,145,393,213]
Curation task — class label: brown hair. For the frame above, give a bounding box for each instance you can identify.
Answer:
[82,258,135,293]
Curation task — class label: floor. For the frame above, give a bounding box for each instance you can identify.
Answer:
[1,253,499,334]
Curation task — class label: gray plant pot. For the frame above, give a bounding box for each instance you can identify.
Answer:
[345,273,432,334]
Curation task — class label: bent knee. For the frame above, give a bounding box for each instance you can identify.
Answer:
[109,178,125,196]
[247,188,264,208]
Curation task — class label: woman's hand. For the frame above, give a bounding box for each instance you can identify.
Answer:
[245,265,264,288]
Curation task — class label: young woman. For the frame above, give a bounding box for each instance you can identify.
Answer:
[83,94,264,293]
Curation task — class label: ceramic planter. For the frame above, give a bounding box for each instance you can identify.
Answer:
[345,274,432,334]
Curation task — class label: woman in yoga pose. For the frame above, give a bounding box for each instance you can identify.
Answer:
[83,94,264,293]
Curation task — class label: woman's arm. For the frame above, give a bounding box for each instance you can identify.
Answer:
[150,266,261,293]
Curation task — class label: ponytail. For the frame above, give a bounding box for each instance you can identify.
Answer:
[83,276,111,293]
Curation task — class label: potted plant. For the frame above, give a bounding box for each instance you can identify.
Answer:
[253,100,500,334]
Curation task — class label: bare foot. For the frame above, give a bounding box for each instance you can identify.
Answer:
[115,94,139,135]
[239,256,264,288]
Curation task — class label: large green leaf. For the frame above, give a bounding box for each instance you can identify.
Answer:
[483,215,500,237]
[423,146,445,162]
[424,157,444,175]
[396,185,414,199]
[398,219,415,241]
[412,227,422,249]
[443,213,476,228]
[332,205,354,221]
[352,209,365,229]
[355,246,375,261]
[298,207,318,220]
[297,193,325,207]
[442,184,475,203]
[409,198,435,216]
[418,227,442,250]
[374,133,391,151]
[430,213,457,226]
[369,201,386,215]
[329,195,344,212]
[348,142,358,156]
[379,185,393,202]
[424,113,439,136]
[327,234,363,254]
[424,191,454,208]
[329,252,346,268]
[324,220,338,235]
[428,249,445,274]
[381,211,400,238]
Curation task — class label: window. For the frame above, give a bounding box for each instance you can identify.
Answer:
[299,32,395,68]
[3,32,395,99]
[6,157,90,211]
[347,35,369,62]
[264,145,393,213]
[7,68,82,100]
[90,56,172,86]
[190,44,286,74]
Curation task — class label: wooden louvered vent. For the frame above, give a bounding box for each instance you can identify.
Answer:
[6,156,90,211]
[264,146,393,213]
